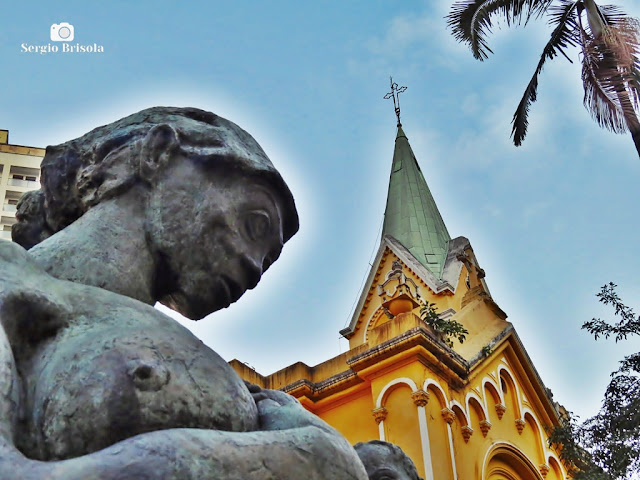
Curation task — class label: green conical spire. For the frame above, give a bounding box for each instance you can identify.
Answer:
[382,126,450,278]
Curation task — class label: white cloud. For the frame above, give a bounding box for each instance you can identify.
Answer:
[349,3,473,78]
[366,15,436,57]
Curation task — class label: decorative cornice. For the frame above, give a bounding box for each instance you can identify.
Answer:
[461,425,473,443]
[539,464,550,478]
[347,326,469,380]
[280,368,359,399]
[411,389,430,407]
[372,407,388,425]
[495,403,506,420]
[506,330,564,424]
[276,324,470,403]
[378,259,421,303]
[437,307,457,320]
[0,144,46,157]
[441,408,455,425]
[467,325,513,368]
[479,419,492,437]
[515,418,526,434]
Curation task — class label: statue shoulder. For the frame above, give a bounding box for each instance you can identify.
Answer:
[0,241,47,282]
[0,241,30,263]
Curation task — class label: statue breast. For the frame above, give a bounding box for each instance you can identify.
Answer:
[16,291,259,461]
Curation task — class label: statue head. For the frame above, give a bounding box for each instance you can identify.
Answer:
[354,440,423,480]
[13,107,299,319]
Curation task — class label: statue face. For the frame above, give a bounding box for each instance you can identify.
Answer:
[146,156,285,319]
[356,443,416,480]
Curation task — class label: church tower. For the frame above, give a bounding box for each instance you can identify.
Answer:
[382,124,450,278]
[232,95,569,480]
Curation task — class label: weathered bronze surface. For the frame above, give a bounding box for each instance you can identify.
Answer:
[355,440,424,480]
[0,107,367,479]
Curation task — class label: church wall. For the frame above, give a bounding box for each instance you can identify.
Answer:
[233,248,566,480]
[302,341,565,480]
[448,403,469,475]
[239,333,568,480]
[483,374,514,447]
[425,383,454,480]
[547,457,564,480]
[367,312,423,346]
[355,344,558,480]
[486,451,541,480]
[316,389,378,445]
[383,384,425,477]
[235,326,567,480]
[447,295,510,361]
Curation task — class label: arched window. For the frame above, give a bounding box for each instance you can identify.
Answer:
[485,443,542,480]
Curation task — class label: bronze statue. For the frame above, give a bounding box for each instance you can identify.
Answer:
[0,107,368,479]
[354,440,424,480]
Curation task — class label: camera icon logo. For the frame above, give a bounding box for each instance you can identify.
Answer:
[50,23,74,42]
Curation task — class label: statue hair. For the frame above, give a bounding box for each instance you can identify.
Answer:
[354,440,424,480]
[13,106,298,249]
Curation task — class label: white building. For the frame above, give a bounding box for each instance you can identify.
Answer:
[0,130,44,240]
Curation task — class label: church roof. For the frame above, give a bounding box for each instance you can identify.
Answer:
[382,125,450,278]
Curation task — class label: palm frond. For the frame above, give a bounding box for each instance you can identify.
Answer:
[603,18,640,75]
[605,14,640,119]
[582,41,630,133]
[547,0,582,61]
[511,1,581,145]
[599,4,628,26]
[447,0,554,60]
[581,18,640,133]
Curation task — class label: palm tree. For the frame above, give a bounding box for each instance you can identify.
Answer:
[447,0,640,157]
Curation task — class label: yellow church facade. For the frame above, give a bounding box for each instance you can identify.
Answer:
[232,124,569,480]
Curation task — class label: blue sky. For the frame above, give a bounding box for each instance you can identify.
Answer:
[2,0,639,422]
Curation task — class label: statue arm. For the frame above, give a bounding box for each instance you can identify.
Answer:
[0,358,365,480]
[1,424,367,480]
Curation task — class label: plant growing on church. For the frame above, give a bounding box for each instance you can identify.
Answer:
[420,302,469,347]
[447,0,640,158]
[548,283,639,479]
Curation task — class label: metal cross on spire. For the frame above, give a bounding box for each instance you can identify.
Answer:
[383,77,407,127]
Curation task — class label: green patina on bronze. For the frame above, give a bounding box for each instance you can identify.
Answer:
[382,126,450,279]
